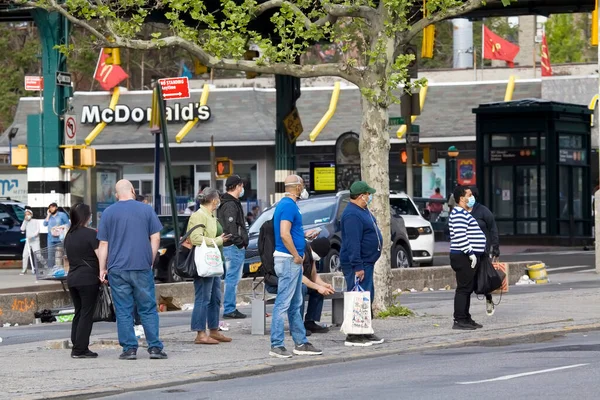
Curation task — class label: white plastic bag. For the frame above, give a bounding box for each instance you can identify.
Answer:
[340,283,374,336]
[194,239,224,277]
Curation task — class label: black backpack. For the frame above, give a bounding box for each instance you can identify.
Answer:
[258,219,278,287]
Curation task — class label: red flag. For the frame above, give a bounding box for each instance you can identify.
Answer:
[93,49,128,91]
[483,25,520,68]
[540,34,553,77]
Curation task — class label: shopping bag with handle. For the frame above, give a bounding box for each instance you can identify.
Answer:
[340,277,374,335]
[195,239,224,277]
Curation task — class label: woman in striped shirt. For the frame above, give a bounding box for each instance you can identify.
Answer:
[449,186,486,331]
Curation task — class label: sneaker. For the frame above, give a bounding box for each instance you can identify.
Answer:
[223,310,247,319]
[19,272,26,276]
[452,320,477,331]
[365,334,384,345]
[486,299,495,316]
[344,335,373,347]
[71,350,98,359]
[293,342,323,356]
[119,349,137,360]
[304,321,329,334]
[269,346,293,359]
[468,319,483,329]
[148,347,168,360]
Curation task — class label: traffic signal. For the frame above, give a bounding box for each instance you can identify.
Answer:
[423,147,438,165]
[215,158,233,179]
[400,149,408,164]
[104,48,121,65]
[62,146,96,169]
[244,50,260,79]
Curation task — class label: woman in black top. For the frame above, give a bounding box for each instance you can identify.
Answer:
[64,203,101,359]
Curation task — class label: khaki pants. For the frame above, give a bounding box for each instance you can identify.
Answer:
[22,239,41,273]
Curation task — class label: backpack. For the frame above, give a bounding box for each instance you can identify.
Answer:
[257,219,278,287]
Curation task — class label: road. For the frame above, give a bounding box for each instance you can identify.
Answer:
[100,330,600,400]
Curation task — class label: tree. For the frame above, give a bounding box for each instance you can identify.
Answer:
[545,13,592,64]
[23,0,511,312]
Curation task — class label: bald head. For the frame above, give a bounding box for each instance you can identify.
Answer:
[115,179,135,201]
[284,174,305,200]
[284,174,303,186]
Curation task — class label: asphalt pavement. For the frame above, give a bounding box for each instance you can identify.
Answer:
[101,330,600,400]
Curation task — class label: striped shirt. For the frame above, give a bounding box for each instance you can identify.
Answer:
[449,206,486,255]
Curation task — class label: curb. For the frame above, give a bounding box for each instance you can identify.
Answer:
[0,260,20,270]
[44,322,600,400]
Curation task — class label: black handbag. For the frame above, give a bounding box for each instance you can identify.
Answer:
[174,224,205,279]
[93,284,116,323]
[475,255,506,295]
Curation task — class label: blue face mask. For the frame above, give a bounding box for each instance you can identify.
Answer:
[367,194,373,206]
[240,187,245,198]
[467,196,476,208]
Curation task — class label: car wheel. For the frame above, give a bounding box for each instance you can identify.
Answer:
[322,248,341,273]
[168,257,184,283]
[392,244,411,268]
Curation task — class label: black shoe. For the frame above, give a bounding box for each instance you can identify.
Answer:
[344,335,373,347]
[71,350,98,359]
[365,334,384,345]
[306,329,312,336]
[452,320,477,331]
[469,319,483,329]
[119,349,137,360]
[305,321,329,334]
[148,347,168,360]
[223,310,247,319]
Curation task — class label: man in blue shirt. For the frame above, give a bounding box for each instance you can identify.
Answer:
[340,181,384,347]
[97,180,167,360]
[269,175,322,359]
[43,202,70,268]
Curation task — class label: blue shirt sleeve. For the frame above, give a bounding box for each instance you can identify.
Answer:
[279,200,296,222]
[61,212,70,227]
[343,214,365,272]
[148,208,163,236]
[97,212,109,242]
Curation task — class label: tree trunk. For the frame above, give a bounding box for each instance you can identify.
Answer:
[359,93,393,314]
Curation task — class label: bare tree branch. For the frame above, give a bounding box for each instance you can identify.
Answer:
[403,0,485,45]
[25,0,359,83]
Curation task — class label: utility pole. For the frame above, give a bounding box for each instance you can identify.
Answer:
[210,135,216,189]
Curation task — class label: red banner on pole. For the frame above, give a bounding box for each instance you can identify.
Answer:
[541,34,553,77]
[94,50,129,91]
[483,26,520,68]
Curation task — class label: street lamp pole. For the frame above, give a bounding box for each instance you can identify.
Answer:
[448,145,460,196]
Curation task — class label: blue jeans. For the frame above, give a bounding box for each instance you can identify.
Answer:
[270,257,307,348]
[191,276,221,331]
[266,284,324,323]
[301,285,324,323]
[223,246,245,315]
[342,264,375,303]
[108,269,163,352]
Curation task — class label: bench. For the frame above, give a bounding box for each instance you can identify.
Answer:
[250,276,346,336]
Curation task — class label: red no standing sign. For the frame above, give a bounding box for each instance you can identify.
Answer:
[158,77,190,100]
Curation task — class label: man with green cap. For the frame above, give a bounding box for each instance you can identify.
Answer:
[340,181,384,347]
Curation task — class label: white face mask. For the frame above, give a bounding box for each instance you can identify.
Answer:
[25,215,32,221]
[299,188,309,200]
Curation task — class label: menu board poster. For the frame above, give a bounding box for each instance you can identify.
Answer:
[457,159,476,186]
[310,162,336,192]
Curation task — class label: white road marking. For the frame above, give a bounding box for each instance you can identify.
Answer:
[456,364,589,385]
[515,251,594,256]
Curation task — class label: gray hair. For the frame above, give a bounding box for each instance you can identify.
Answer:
[198,187,220,205]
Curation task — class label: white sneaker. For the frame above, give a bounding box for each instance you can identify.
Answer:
[486,299,495,316]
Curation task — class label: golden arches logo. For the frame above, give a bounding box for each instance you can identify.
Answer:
[589,94,599,127]
[99,63,113,83]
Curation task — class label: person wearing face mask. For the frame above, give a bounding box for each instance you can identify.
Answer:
[97,180,168,360]
[217,175,250,320]
[187,187,233,345]
[340,181,384,347]
[269,175,322,359]
[449,185,487,331]
[43,202,70,269]
[20,208,40,275]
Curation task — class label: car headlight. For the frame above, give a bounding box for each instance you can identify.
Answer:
[417,226,432,234]
[158,248,167,256]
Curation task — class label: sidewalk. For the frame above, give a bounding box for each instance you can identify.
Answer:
[1,272,599,399]
[0,269,63,294]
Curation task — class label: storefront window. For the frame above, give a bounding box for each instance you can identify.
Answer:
[559,166,569,219]
[574,167,583,219]
[559,134,584,149]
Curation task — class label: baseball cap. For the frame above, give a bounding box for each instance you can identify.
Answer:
[48,202,58,208]
[349,181,376,195]
[225,175,244,187]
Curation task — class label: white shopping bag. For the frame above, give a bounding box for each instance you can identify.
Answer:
[340,282,374,336]
[194,239,224,277]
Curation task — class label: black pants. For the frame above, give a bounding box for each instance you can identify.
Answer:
[450,253,479,322]
[69,284,100,355]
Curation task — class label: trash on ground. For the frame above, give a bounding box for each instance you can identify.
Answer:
[238,301,250,307]
[515,275,536,285]
[181,303,194,311]
[2,323,10,328]
[219,321,230,331]
[409,288,417,293]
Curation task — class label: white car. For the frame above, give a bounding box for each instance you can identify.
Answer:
[389,192,435,266]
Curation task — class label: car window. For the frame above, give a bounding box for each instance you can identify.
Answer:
[9,205,25,222]
[159,216,188,237]
[390,198,419,216]
[249,207,275,234]
[0,204,11,221]
[336,197,349,221]
[298,198,336,225]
